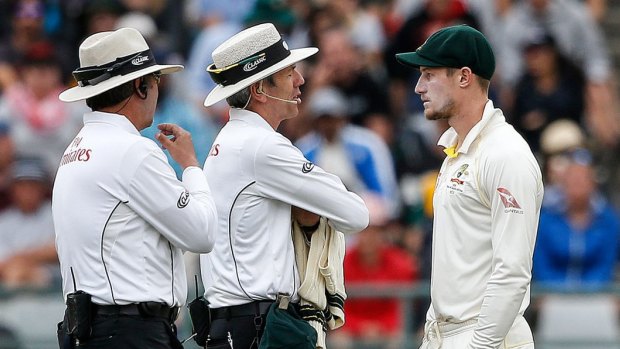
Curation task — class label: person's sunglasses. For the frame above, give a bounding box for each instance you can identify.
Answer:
[152,71,161,85]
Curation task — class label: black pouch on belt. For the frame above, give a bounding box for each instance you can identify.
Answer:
[65,290,93,341]
[188,296,211,346]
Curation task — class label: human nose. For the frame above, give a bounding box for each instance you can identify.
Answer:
[414,77,424,95]
[295,70,305,87]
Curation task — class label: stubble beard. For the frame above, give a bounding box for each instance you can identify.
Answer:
[425,98,456,121]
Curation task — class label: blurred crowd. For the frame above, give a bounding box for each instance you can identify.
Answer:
[0,0,619,347]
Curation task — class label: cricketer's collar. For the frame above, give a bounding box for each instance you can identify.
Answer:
[438,99,504,158]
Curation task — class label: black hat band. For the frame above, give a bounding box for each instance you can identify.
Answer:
[72,49,157,87]
[208,39,291,86]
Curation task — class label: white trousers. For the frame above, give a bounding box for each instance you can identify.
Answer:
[419,315,534,349]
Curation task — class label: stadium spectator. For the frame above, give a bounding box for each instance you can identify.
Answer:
[321,0,387,73]
[538,119,588,209]
[82,0,125,37]
[309,26,391,139]
[0,41,85,176]
[534,148,620,289]
[296,86,400,220]
[511,29,586,154]
[0,0,47,66]
[466,0,513,51]
[0,157,57,289]
[183,1,246,122]
[497,0,620,149]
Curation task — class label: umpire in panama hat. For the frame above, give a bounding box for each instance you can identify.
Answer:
[192,23,369,349]
[54,28,218,349]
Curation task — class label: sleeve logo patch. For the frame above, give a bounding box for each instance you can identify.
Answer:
[497,187,522,210]
[302,162,314,173]
[177,190,190,208]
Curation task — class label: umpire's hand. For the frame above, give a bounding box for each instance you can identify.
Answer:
[155,123,200,169]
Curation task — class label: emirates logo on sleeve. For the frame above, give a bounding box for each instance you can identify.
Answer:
[497,188,521,209]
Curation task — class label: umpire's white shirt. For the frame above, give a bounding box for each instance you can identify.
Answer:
[201,109,369,308]
[429,100,543,348]
[53,112,217,307]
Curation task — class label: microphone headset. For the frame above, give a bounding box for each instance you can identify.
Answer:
[256,80,299,104]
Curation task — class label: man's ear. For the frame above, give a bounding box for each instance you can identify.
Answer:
[135,78,147,99]
[251,81,267,102]
[459,67,473,87]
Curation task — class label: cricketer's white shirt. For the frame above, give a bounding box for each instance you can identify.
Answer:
[201,109,369,308]
[53,111,217,307]
[428,100,543,348]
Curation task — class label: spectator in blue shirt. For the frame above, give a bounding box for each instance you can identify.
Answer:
[534,148,620,289]
[296,86,400,220]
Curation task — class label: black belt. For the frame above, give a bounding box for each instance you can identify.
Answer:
[94,302,179,323]
[210,301,273,320]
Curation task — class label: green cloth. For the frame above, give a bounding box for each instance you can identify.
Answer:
[395,24,495,80]
[259,302,317,349]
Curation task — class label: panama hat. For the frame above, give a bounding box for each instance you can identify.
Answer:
[204,23,318,107]
[59,27,183,102]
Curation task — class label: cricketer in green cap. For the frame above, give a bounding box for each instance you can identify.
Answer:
[395,24,495,80]
[392,23,542,349]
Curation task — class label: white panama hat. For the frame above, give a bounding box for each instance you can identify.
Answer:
[204,23,318,107]
[59,27,183,102]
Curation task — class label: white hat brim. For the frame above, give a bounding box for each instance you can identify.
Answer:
[204,47,318,107]
[59,64,183,102]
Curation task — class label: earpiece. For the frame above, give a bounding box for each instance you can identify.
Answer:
[138,77,148,96]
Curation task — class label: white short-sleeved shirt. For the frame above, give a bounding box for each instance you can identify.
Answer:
[201,109,369,308]
[428,100,543,348]
[53,111,217,307]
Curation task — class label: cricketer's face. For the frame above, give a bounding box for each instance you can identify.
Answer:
[414,66,457,121]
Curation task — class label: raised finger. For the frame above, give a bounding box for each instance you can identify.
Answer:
[155,132,173,148]
[157,123,179,134]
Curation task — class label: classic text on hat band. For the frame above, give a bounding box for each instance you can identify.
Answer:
[207,39,291,86]
[73,49,157,87]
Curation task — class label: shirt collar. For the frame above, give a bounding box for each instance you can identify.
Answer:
[83,111,141,136]
[229,108,275,131]
[437,100,504,157]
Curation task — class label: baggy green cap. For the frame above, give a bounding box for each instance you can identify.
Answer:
[395,24,495,80]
